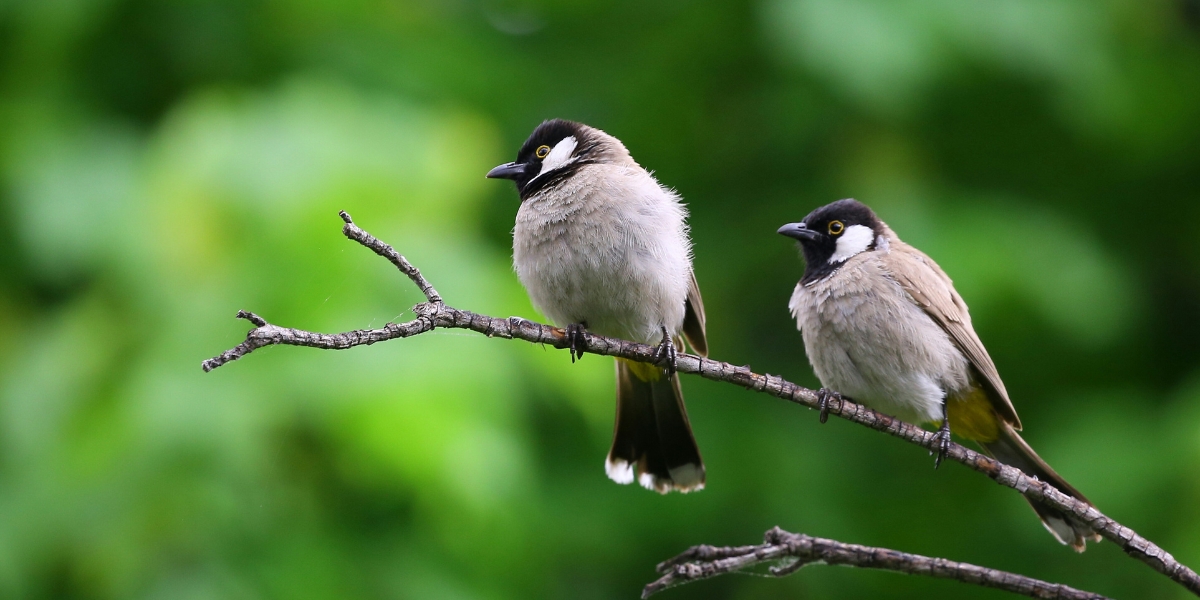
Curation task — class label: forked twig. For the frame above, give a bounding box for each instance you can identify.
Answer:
[643,527,1108,599]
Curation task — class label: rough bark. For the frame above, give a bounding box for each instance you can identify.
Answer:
[644,527,1109,599]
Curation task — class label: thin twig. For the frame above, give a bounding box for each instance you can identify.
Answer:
[643,527,1109,599]
[338,210,442,304]
[201,211,1200,596]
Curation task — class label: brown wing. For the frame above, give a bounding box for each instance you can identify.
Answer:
[887,239,1022,429]
[681,270,708,357]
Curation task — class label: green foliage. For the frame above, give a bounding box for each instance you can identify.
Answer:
[2,0,1199,598]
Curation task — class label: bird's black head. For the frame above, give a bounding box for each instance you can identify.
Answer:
[778,198,885,284]
[486,119,604,199]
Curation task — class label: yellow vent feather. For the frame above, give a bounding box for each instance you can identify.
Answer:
[618,358,664,382]
[943,385,1000,443]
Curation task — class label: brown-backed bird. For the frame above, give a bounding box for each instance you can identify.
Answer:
[780,198,1098,550]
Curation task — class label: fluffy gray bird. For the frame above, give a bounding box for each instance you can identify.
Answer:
[487,119,707,493]
[779,198,1099,550]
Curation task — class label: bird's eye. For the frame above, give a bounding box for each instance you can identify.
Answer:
[828,220,844,235]
[535,145,551,159]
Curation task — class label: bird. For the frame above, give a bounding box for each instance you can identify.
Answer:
[486,119,708,493]
[778,198,1099,551]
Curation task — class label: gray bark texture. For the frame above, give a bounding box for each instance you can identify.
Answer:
[645,527,1108,599]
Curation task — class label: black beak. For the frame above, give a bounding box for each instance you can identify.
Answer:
[486,162,526,180]
[778,222,818,241]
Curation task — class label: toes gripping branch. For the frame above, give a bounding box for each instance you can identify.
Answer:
[567,323,587,363]
[652,326,677,376]
[815,388,841,424]
[933,401,951,469]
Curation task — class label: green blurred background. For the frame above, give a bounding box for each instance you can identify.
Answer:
[2,0,1200,598]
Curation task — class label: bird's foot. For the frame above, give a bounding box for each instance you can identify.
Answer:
[815,388,841,424]
[652,326,677,376]
[932,420,952,469]
[566,322,587,363]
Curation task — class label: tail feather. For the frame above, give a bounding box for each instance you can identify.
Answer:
[608,359,705,493]
[981,423,1100,551]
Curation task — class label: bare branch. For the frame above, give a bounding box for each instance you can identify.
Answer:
[338,210,442,304]
[202,212,1200,597]
[643,527,1109,599]
[200,309,435,372]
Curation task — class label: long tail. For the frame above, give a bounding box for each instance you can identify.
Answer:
[606,359,705,493]
[981,423,1100,551]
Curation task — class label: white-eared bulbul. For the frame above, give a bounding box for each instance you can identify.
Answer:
[488,119,707,493]
[780,198,1099,550]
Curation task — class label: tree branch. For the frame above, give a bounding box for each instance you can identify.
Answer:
[643,526,1109,599]
[202,212,1200,597]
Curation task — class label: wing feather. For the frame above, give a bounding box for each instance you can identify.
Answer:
[886,239,1022,429]
[681,270,708,357]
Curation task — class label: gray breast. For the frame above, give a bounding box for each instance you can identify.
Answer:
[512,165,692,344]
[789,254,971,424]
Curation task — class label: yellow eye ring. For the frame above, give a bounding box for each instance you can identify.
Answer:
[535,145,551,159]
[828,220,844,235]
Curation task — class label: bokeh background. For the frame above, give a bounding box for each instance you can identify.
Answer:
[2,0,1200,598]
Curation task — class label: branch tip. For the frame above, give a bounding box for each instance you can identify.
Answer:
[339,210,353,224]
[236,310,267,327]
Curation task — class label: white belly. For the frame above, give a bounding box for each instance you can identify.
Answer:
[789,255,971,424]
[513,165,692,345]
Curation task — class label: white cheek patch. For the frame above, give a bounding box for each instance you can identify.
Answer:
[530,135,578,182]
[829,224,875,263]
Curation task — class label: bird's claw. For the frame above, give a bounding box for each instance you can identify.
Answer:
[815,388,841,424]
[566,323,587,363]
[652,326,677,376]
[932,420,952,469]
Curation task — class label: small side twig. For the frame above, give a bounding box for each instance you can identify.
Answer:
[200,309,434,372]
[201,211,1200,597]
[338,210,442,304]
[642,527,1109,599]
